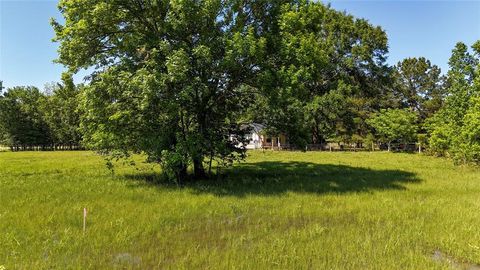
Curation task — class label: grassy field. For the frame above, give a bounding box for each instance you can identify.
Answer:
[1,151,480,269]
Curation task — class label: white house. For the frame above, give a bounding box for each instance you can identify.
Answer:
[244,123,264,149]
[242,123,288,150]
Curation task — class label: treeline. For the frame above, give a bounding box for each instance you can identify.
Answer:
[1,1,479,180]
[241,4,479,162]
[0,75,82,151]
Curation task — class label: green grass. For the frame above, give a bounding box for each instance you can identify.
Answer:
[1,151,480,269]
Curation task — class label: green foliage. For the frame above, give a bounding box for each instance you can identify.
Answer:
[393,57,444,121]
[416,133,427,145]
[0,81,6,145]
[305,81,352,144]
[367,109,417,150]
[0,86,52,148]
[363,133,376,150]
[455,97,480,163]
[425,41,480,163]
[424,113,455,156]
[442,42,478,124]
[53,0,264,181]
[254,1,390,146]
[41,74,82,147]
[0,78,82,150]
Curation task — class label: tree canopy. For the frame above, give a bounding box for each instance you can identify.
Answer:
[366,108,417,151]
[393,57,444,121]
[251,2,390,147]
[0,78,83,151]
[426,41,480,162]
[53,0,284,181]
[0,86,52,148]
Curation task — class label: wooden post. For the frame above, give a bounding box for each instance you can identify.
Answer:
[83,208,87,233]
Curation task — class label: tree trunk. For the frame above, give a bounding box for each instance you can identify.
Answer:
[208,153,214,176]
[176,163,188,185]
[387,142,391,152]
[193,157,206,179]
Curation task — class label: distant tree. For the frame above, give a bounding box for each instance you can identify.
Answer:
[425,120,452,156]
[256,1,389,147]
[40,74,82,149]
[0,81,5,145]
[426,42,479,157]
[448,41,480,164]
[367,109,417,151]
[393,57,444,121]
[305,82,351,144]
[455,97,480,163]
[443,42,478,123]
[0,86,52,150]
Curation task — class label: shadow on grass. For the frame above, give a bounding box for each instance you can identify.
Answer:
[123,161,420,197]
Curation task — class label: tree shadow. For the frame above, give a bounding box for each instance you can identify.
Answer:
[123,161,420,197]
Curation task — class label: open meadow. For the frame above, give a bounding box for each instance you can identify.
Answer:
[1,151,480,269]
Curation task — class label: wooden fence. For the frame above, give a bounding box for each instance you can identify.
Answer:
[259,142,421,152]
[5,144,84,152]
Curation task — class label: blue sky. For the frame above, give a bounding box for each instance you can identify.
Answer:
[1,0,479,90]
[327,0,480,71]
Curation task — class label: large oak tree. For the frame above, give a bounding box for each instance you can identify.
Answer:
[52,0,279,181]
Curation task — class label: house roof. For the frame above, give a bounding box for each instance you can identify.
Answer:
[240,123,265,134]
[250,123,265,134]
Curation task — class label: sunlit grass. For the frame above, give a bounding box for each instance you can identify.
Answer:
[1,151,480,269]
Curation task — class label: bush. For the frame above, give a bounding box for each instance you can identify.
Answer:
[455,97,480,164]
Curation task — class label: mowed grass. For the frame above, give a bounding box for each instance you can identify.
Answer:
[1,151,480,269]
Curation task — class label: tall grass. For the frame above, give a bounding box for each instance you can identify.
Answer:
[1,151,480,269]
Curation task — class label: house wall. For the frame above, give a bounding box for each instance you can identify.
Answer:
[244,131,289,150]
[261,134,288,148]
[245,132,262,149]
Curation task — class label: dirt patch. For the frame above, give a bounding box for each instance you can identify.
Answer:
[432,250,480,270]
[113,253,141,267]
